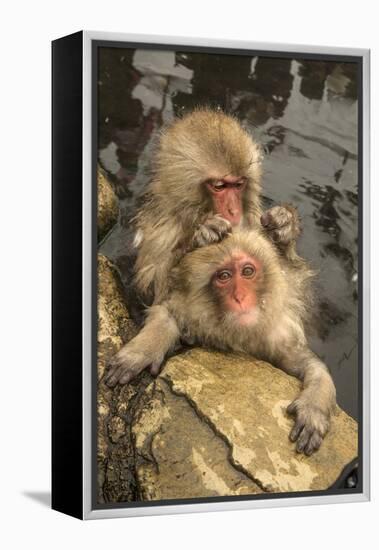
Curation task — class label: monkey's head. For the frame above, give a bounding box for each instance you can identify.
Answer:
[170,230,288,333]
[154,109,263,226]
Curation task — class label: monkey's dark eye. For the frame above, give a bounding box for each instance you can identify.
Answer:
[213,181,226,191]
[216,270,232,281]
[241,265,256,278]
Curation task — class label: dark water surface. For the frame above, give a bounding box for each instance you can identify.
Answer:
[98,48,359,419]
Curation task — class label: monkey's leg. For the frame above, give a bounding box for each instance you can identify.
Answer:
[191,214,232,249]
[105,304,180,387]
[261,204,301,262]
[279,348,336,455]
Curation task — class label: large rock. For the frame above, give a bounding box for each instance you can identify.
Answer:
[97,255,358,502]
[97,254,140,503]
[134,350,358,498]
[97,168,118,242]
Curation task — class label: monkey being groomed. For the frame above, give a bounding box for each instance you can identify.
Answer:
[105,228,336,456]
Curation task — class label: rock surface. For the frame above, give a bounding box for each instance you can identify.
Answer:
[97,168,118,242]
[97,254,140,503]
[134,350,358,498]
[97,255,358,503]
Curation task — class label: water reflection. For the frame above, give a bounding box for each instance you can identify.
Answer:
[98,47,359,419]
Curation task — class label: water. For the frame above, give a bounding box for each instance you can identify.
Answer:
[98,47,359,419]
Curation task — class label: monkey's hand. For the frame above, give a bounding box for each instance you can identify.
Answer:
[104,346,164,387]
[261,204,301,246]
[191,215,232,249]
[286,397,331,455]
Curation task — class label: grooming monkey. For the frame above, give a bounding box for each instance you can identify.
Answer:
[132,108,300,303]
[106,229,336,455]
[107,109,301,377]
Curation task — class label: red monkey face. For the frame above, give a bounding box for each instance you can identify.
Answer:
[206,176,247,226]
[212,253,262,325]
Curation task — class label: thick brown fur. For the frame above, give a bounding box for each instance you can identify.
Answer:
[132,108,263,303]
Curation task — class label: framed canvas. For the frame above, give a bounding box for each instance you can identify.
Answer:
[52,31,370,520]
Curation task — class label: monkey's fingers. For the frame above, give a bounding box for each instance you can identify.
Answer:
[192,216,232,248]
[295,425,323,455]
[287,399,328,455]
[104,354,142,387]
[206,215,232,233]
[304,432,323,456]
[105,364,126,387]
[261,208,287,229]
[119,370,136,385]
[289,420,305,443]
[104,358,120,379]
[288,401,305,442]
[105,347,162,387]
[295,426,313,453]
[196,225,218,246]
[150,361,163,376]
[271,225,295,245]
[105,363,142,387]
[261,205,298,227]
[261,205,300,245]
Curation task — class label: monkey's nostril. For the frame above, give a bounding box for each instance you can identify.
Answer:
[234,294,245,304]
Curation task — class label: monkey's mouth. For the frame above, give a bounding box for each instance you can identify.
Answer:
[227,308,259,327]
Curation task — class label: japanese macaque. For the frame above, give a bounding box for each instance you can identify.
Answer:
[107,108,302,392]
[132,108,297,303]
[105,229,336,455]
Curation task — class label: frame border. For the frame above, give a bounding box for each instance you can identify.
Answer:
[52,31,84,519]
[82,31,370,520]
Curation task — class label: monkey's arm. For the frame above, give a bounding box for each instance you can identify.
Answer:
[261,204,302,262]
[277,347,336,455]
[105,304,180,387]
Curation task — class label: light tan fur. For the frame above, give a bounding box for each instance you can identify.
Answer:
[132,108,263,302]
[165,229,336,455]
[106,229,336,455]
[168,228,312,360]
